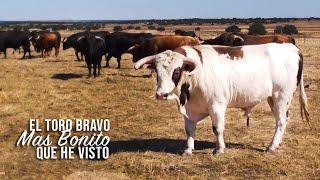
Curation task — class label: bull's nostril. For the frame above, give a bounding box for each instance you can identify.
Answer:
[163,93,169,97]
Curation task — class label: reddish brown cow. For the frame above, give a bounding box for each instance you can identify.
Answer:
[203,32,295,46]
[31,31,61,57]
[128,35,200,63]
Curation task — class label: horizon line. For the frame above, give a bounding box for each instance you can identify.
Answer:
[1,17,319,22]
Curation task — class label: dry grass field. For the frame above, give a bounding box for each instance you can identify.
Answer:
[0,22,320,179]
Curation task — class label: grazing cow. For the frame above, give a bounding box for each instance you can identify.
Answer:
[0,30,31,59]
[63,31,110,61]
[77,32,106,77]
[134,43,310,155]
[174,29,197,37]
[203,32,295,46]
[127,35,200,63]
[30,31,61,57]
[104,32,154,68]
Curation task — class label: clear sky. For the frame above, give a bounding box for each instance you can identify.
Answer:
[1,0,319,21]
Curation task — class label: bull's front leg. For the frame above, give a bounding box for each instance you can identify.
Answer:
[4,48,7,58]
[210,104,226,154]
[75,51,81,61]
[183,117,196,156]
[105,54,112,67]
[93,63,97,77]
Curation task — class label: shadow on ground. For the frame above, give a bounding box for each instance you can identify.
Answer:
[108,138,265,155]
[51,73,83,80]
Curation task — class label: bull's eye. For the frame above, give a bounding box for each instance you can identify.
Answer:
[172,67,181,86]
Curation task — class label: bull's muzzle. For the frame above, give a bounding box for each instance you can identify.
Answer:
[156,92,169,100]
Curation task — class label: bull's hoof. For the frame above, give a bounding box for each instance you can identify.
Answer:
[182,149,193,156]
[266,146,277,152]
[213,149,225,155]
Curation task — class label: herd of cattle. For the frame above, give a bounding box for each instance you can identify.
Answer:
[0,28,310,154]
[0,29,295,77]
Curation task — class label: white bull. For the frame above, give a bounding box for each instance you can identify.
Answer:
[135,43,310,155]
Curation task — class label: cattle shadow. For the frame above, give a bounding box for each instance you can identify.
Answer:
[108,138,265,155]
[51,73,83,80]
[119,74,152,78]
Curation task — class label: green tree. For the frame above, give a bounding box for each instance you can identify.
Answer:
[113,26,123,32]
[282,24,298,35]
[225,25,241,33]
[248,22,267,35]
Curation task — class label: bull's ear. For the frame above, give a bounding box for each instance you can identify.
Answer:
[134,55,156,70]
[182,58,199,75]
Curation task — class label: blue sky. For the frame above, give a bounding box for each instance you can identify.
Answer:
[1,0,319,21]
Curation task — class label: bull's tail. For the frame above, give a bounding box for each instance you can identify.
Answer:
[298,53,311,127]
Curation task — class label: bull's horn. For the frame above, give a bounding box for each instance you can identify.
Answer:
[35,35,40,40]
[28,37,32,40]
[234,35,244,42]
[134,55,157,70]
[62,37,66,42]
[127,45,136,52]
[95,36,105,42]
[77,36,85,41]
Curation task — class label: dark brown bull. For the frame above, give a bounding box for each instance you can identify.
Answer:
[203,32,295,46]
[30,31,61,57]
[128,35,200,63]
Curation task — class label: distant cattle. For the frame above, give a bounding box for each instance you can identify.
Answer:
[30,31,61,57]
[77,32,107,77]
[63,31,110,61]
[203,32,295,46]
[104,32,154,68]
[0,30,31,59]
[174,29,197,37]
[127,35,201,63]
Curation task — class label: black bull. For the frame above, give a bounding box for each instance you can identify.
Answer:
[63,31,110,61]
[0,31,31,59]
[77,32,107,77]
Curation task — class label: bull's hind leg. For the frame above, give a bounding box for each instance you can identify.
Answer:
[210,104,227,154]
[55,46,59,57]
[268,91,293,151]
[116,57,121,69]
[98,59,102,76]
[183,117,196,155]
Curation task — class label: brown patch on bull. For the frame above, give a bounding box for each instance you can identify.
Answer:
[192,46,203,63]
[213,46,244,60]
[180,83,190,106]
[174,47,187,56]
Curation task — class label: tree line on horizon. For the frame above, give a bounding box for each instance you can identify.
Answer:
[0,17,305,35]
